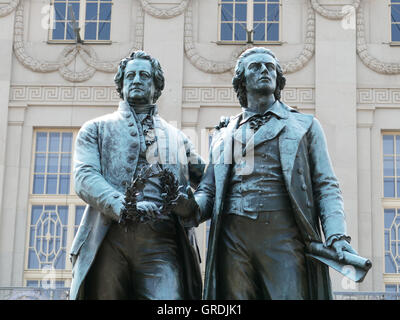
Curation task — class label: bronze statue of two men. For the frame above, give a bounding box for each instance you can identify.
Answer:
[69,47,359,300]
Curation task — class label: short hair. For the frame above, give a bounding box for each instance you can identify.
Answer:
[232,47,286,108]
[114,50,165,103]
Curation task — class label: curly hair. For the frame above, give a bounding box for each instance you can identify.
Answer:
[114,50,165,103]
[232,47,286,108]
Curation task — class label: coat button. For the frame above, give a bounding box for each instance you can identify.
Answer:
[131,142,138,148]
[128,155,135,162]
[298,168,304,174]
[301,184,307,191]
[126,167,132,173]
[128,123,134,127]
[113,194,119,198]
[125,113,131,118]
[130,131,137,137]
[306,200,312,208]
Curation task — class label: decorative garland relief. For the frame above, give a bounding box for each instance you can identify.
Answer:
[9,0,400,81]
[13,1,144,82]
[184,0,315,74]
[140,0,189,19]
[0,0,19,18]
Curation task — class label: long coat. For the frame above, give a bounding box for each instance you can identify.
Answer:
[69,101,205,300]
[194,101,349,300]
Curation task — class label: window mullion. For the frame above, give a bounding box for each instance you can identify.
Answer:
[79,0,86,40]
[247,0,253,35]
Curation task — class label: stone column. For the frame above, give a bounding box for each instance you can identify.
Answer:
[0,8,16,286]
[142,1,185,128]
[314,3,358,291]
[356,106,375,291]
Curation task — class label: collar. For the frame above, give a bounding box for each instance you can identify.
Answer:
[239,100,288,126]
[118,101,158,116]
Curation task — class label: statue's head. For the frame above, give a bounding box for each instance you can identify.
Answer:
[232,47,286,108]
[114,50,165,104]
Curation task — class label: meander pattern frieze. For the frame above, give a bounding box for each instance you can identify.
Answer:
[10,86,120,103]
[13,1,144,82]
[357,89,400,104]
[182,86,315,105]
[0,0,19,18]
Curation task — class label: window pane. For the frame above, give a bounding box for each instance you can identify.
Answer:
[386,253,397,273]
[58,206,69,225]
[392,5,400,23]
[26,280,39,288]
[254,4,265,21]
[52,22,65,40]
[33,175,45,194]
[384,178,395,197]
[34,153,46,173]
[75,206,85,226]
[28,249,39,269]
[221,23,233,41]
[234,23,246,41]
[386,284,397,292]
[85,22,97,40]
[66,22,76,40]
[396,136,400,154]
[60,154,71,173]
[267,4,279,22]
[385,209,396,228]
[254,23,265,41]
[235,4,247,21]
[61,132,73,152]
[86,3,98,20]
[59,175,70,194]
[54,2,66,20]
[36,132,47,152]
[47,154,59,173]
[67,2,80,21]
[221,4,233,22]
[267,23,279,41]
[98,22,110,40]
[99,3,112,20]
[392,24,400,42]
[384,156,395,176]
[46,175,58,194]
[384,135,395,154]
[49,133,60,152]
[31,205,43,224]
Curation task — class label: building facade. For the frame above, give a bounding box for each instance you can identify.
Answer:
[0,0,400,299]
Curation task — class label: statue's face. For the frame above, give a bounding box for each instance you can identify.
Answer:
[243,53,277,97]
[123,59,155,105]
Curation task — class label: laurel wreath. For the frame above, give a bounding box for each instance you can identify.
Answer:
[118,165,181,224]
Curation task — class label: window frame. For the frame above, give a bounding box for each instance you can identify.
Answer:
[381,132,400,289]
[47,0,113,44]
[217,0,282,45]
[390,0,400,45]
[24,128,86,289]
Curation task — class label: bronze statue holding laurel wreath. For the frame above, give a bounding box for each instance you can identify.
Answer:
[69,51,204,300]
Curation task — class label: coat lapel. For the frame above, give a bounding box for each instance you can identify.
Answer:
[212,116,240,211]
[278,103,313,188]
